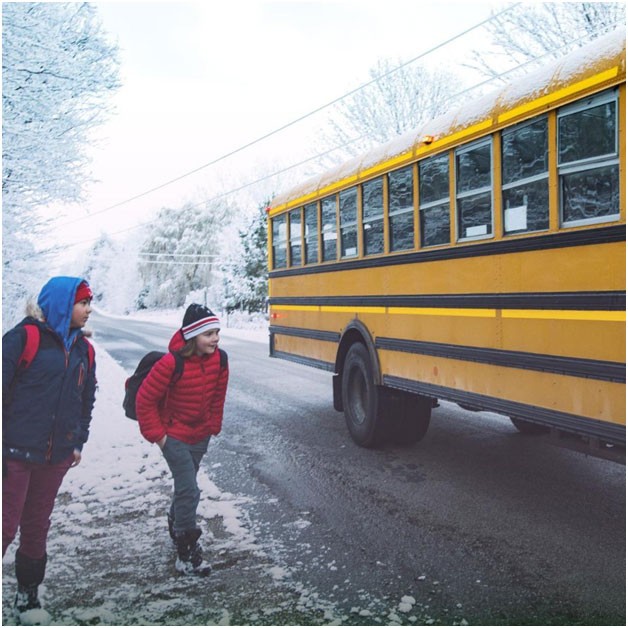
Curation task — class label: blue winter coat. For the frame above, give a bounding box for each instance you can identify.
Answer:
[2,278,97,464]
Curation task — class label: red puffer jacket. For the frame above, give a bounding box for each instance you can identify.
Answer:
[136,331,229,444]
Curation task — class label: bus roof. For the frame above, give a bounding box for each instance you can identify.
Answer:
[270,27,626,214]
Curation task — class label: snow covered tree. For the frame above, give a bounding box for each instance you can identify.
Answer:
[220,206,268,314]
[469,2,626,80]
[138,200,233,309]
[64,230,143,315]
[319,59,461,165]
[82,234,116,303]
[2,2,119,329]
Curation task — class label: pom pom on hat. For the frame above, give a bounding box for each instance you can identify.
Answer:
[74,281,93,304]
[181,303,220,340]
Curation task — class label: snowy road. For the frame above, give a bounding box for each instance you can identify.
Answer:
[3,310,624,625]
[97,311,626,625]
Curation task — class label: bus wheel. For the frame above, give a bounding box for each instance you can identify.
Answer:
[389,391,432,445]
[342,343,386,447]
[510,417,550,435]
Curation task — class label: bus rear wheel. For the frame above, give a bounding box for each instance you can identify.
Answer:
[342,343,386,448]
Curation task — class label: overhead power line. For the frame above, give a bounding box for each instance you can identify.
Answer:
[57,2,521,228]
[138,252,218,259]
[56,135,365,249]
[57,34,574,254]
[46,9,621,261]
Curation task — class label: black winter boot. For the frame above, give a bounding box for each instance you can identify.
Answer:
[175,529,211,576]
[14,550,50,624]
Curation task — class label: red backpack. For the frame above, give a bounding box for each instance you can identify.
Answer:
[17,324,95,372]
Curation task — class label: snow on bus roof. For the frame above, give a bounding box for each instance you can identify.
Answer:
[271,27,625,210]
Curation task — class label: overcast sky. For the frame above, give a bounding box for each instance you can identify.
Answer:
[50,0,499,261]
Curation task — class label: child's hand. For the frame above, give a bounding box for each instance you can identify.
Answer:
[157,435,168,449]
[71,449,82,467]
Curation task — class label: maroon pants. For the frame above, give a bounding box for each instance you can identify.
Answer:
[2,456,73,559]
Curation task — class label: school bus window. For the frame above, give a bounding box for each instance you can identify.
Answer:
[304,202,319,265]
[289,208,302,266]
[388,165,415,252]
[456,139,493,240]
[558,89,620,226]
[419,153,450,247]
[502,116,549,235]
[339,187,358,259]
[321,195,338,262]
[362,177,384,256]
[271,215,287,269]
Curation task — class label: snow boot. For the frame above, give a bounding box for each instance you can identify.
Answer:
[14,550,51,625]
[175,529,211,576]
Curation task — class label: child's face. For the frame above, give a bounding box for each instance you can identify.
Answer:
[71,299,92,329]
[195,329,219,355]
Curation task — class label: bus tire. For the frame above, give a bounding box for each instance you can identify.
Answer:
[510,417,550,435]
[342,343,386,448]
[389,391,431,445]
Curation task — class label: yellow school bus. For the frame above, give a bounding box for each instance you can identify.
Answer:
[267,28,626,462]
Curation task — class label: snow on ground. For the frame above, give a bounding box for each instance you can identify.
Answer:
[3,310,432,626]
[1,313,341,626]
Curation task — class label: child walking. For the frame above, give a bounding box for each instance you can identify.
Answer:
[136,304,229,576]
[2,276,97,622]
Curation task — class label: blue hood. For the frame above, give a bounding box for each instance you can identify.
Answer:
[37,276,87,350]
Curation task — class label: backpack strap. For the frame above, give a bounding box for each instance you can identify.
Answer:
[19,325,94,373]
[83,337,95,372]
[7,325,41,405]
[18,324,40,371]
[218,348,228,370]
[171,351,185,384]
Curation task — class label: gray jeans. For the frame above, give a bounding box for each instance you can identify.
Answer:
[160,435,210,534]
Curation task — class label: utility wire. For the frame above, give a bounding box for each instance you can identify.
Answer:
[56,135,365,249]
[56,37,564,254]
[44,9,620,262]
[57,2,521,228]
[138,252,219,258]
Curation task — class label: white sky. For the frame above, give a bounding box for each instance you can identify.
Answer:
[49,0,500,262]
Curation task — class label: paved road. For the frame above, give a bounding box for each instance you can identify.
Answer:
[92,311,626,625]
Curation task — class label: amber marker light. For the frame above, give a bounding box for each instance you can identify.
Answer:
[421,135,435,145]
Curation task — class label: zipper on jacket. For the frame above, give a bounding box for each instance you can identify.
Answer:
[48,344,70,463]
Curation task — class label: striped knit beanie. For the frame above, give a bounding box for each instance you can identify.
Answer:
[181,303,221,341]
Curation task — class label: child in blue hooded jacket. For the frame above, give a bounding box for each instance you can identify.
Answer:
[2,276,97,621]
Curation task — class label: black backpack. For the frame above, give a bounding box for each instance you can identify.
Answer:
[123,348,228,420]
[123,351,184,420]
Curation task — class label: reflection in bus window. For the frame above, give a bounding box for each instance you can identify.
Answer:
[304,202,319,265]
[321,195,338,261]
[456,140,493,240]
[340,187,358,258]
[362,178,384,256]
[388,165,414,251]
[502,116,549,235]
[289,208,302,266]
[272,215,287,269]
[558,90,620,225]
[419,154,450,247]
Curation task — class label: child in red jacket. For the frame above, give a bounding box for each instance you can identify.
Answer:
[136,304,229,576]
